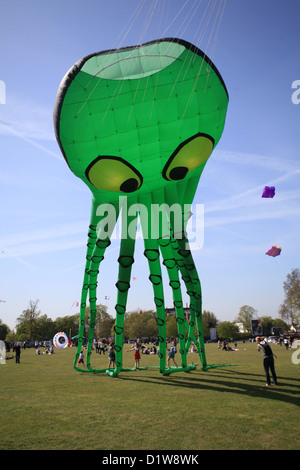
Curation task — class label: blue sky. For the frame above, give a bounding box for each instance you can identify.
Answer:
[0,0,299,330]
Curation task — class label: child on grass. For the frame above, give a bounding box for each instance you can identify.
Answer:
[76,350,85,367]
[167,341,178,369]
[126,341,141,369]
[108,341,115,369]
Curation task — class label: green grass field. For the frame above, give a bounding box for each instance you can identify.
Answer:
[0,342,299,450]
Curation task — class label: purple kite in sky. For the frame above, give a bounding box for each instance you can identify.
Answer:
[262,186,275,198]
[265,245,281,257]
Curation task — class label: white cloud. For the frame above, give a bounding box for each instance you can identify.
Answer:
[0,92,63,161]
[0,120,63,161]
[214,148,299,173]
[0,221,88,259]
[0,94,55,141]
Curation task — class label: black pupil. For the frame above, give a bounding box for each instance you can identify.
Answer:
[120,178,139,193]
[169,166,188,180]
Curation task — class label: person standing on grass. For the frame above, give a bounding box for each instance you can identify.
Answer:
[167,341,178,369]
[99,339,106,355]
[76,350,85,367]
[107,341,115,369]
[126,341,141,369]
[256,337,278,387]
[14,343,21,363]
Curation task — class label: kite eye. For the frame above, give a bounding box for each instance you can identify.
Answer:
[85,156,143,193]
[162,133,215,181]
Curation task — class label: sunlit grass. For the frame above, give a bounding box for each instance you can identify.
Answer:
[0,342,299,450]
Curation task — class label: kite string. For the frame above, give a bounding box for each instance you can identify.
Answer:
[160,0,192,37]
[77,0,147,118]
[136,0,159,46]
[148,1,203,122]
[126,0,161,123]
[127,0,195,123]
[175,0,204,39]
[128,1,226,131]
[178,0,226,126]
[155,0,167,39]
[165,0,219,102]
[78,1,226,135]
[198,0,227,102]
[79,0,165,121]
[112,0,158,121]
[206,0,227,69]
[114,0,146,50]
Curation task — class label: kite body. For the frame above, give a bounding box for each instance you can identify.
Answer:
[53,332,69,349]
[262,186,275,198]
[265,245,281,257]
[54,38,229,376]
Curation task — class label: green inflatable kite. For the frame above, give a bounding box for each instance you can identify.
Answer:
[54,38,229,377]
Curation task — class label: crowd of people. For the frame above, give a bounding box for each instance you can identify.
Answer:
[218,339,239,351]
[76,337,188,370]
[85,337,173,369]
[3,335,297,388]
[35,344,54,355]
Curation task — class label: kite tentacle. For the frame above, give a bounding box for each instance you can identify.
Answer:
[74,200,98,372]
[107,207,138,377]
[86,236,112,372]
[158,189,201,369]
[173,233,238,372]
[171,182,205,360]
[158,236,188,374]
[87,201,120,372]
[175,235,207,369]
[142,238,167,375]
[74,199,120,373]
[138,194,168,375]
[171,238,202,357]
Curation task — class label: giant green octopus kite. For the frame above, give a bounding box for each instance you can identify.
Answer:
[54,38,229,377]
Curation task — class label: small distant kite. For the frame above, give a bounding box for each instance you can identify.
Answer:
[71,301,79,308]
[0,300,6,303]
[53,332,69,349]
[105,296,110,301]
[265,245,281,257]
[262,186,275,198]
[133,277,137,281]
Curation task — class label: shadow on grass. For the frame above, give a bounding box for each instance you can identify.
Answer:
[111,367,300,407]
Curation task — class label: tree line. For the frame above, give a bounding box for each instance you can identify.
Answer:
[1,268,299,342]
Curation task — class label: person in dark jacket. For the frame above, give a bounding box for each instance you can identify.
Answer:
[14,343,21,363]
[256,337,277,386]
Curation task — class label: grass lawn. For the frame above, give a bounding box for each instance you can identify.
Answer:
[0,341,299,450]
